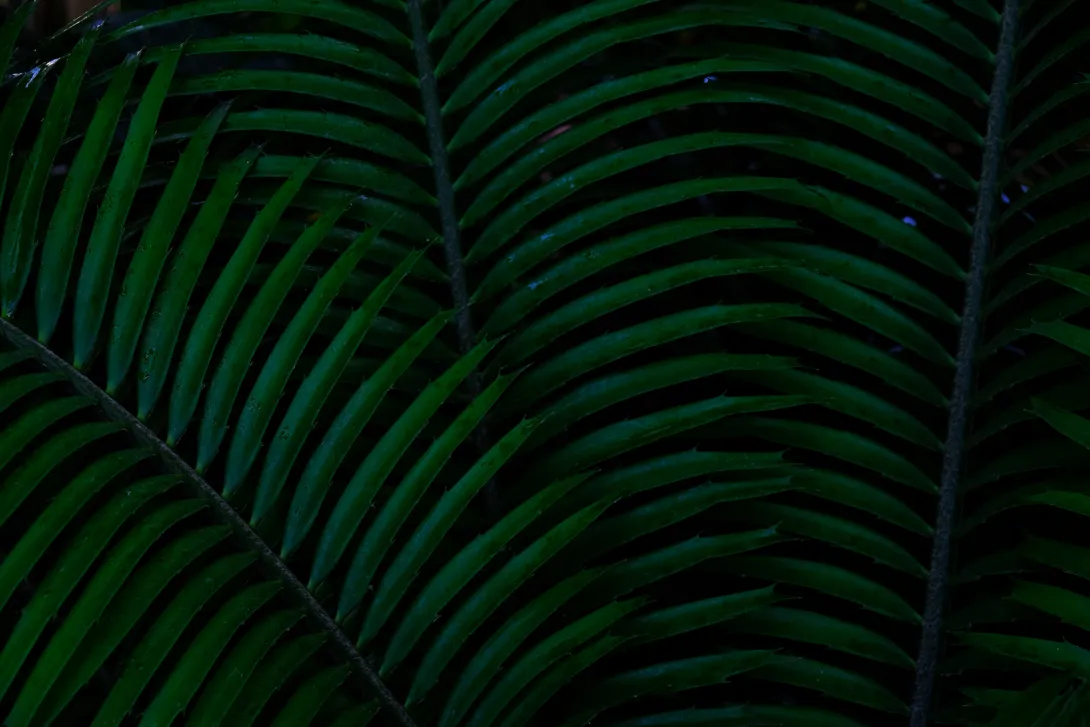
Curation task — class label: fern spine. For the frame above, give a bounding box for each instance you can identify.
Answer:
[909,2,1022,723]
[0,316,419,727]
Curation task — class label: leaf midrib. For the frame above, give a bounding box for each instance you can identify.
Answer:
[0,316,418,727]
[908,1,1022,725]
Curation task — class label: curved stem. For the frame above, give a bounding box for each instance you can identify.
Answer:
[0,317,418,727]
[909,2,1020,724]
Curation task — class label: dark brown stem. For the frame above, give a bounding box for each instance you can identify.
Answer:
[909,2,1020,724]
[406,0,475,358]
[0,317,418,727]
[406,0,502,516]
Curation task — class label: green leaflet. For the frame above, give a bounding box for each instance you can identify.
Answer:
[268,665,351,727]
[471,132,965,263]
[455,59,781,189]
[90,552,256,727]
[471,178,807,298]
[0,1,38,75]
[240,154,435,207]
[108,0,409,47]
[136,145,262,419]
[761,267,954,366]
[956,484,1090,536]
[5,525,229,727]
[0,350,28,373]
[185,610,305,727]
[573,478,795,562]
[604,706,867,727]
[167,156,320,444]
[136,583,282,727]
[73,47,182,368]
[0,419,119,527]
[283,310,451,560]
[223,225,380,491]
[752,241,961,324]
[1009,581,1090,632]
[728,606,916,668]
[562,650,780,727]
[0,448,149,615]
[1027,319,1090,358]
[721,417,939,492]
[0,371,55,416]
[525,355,798,453]
[972,381,1090,447]
[1033,397,1090,450]
[330,377,514,616]
[528,395,811,484]
[36,539,242,725]
[753,655,907,713]
[758,185,965,282]
[232,183,437,243]
[723,0,987,101]
[493,259,795,368]
[736,319,950,407]
[195,195,359,470]
[463,88,971,229]
[329,702,380,727]
[618,586,783,644]
[726,555,921,623]
[565,450,790,518]
[357,416,542,642]
[481,217,797,336]
[736,501,928,577]
[498,635,631,727]
[142,32,417,85]
[960,634,1090,678]
[173,70,423,122]
[740,368,942,450]
[467,599,652,727]
[314,338,498,592]
[251,249,423,517]
[964,439,1090,492]
[107,102,231,392]
[979,676,1090,727]
[590,528,787,600]
[1034,264,1090,302]
[170,109,429,165]
[439,568,609,727]
[0,28,98,316]
[436,0,665,78]
[973,345,1080,406]
[224,634,327,727]
[794,470,933,536]
[499,303,815,406]
[0,490,191,704]
[858,0,993,58]
[384,476,603,678]
[0,61,55,317]
[1017,537,1090,582]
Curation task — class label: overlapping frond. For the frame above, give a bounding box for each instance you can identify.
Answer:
[431,0,996,723]
[0,0,1087,724]
[946,0,1090,720]
[0,334,381,726]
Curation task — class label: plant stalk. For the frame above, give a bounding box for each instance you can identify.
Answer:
[909,1,1020,724]
[407,0,503,515]
[0,317,418,727]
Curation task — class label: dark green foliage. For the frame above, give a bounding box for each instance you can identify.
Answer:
[0,0,1087,725]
